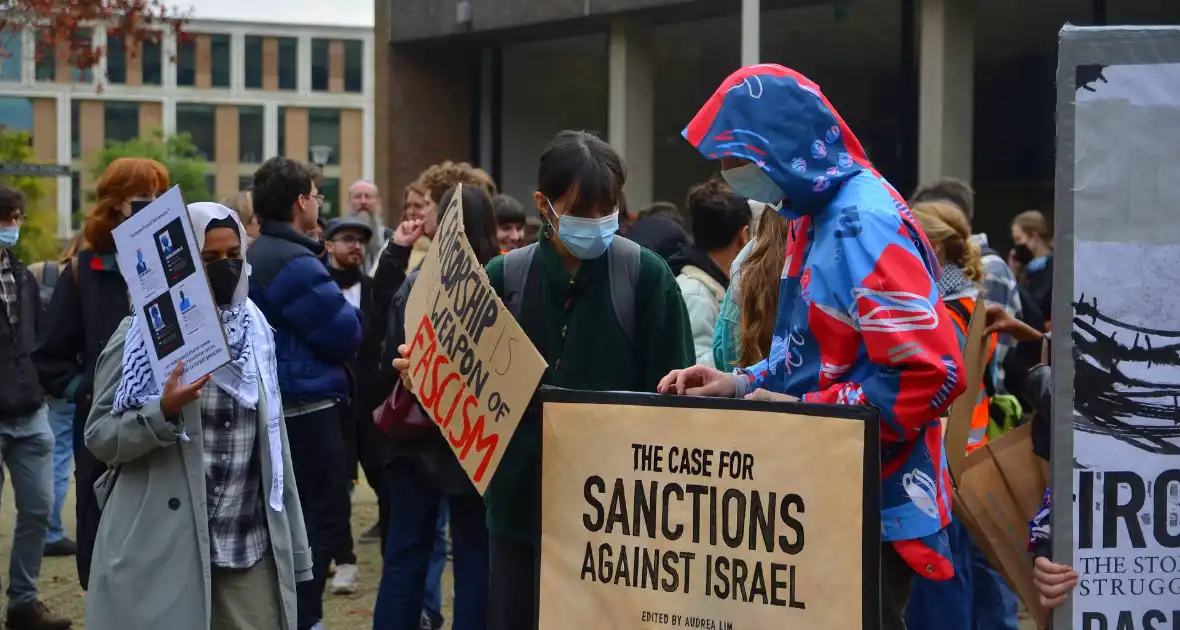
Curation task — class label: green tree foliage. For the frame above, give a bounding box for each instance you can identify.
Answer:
[91,130,213,204]
[0,129,60,264]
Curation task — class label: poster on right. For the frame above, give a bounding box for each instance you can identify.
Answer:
[1055,26,1180,630]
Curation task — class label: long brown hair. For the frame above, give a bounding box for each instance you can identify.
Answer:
[911,201,983,282]
[58,233,84,264]
[84,158,170,254]
[736,211,791,366]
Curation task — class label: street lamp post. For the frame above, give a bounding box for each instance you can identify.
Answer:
[310,144,333,169]
[309,145,334,215]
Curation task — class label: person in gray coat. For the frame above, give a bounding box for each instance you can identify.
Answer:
[83,202,312,630]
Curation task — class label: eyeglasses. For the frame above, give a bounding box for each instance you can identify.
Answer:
[306,193,325,208]
[331,235,366,247]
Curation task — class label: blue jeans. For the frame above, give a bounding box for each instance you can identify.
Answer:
[422,501,449,619]
[374,459,488,630]
[44,398,74,544]
[0,406,54,605]
[907,516,1019,630]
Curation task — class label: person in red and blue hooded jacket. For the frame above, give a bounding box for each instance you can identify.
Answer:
[658,64,967,628]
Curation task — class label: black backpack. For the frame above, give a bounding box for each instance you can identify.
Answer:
[502,237,642,347]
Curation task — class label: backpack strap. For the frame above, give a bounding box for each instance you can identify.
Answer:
[607,236,641,347]
[944,298,998,398]
[503,243,538,323]
[43,261,58,288]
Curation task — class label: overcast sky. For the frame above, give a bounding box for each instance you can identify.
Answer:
[183,0,374,27]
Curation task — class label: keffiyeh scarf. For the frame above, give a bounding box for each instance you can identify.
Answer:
[112,300,285,512]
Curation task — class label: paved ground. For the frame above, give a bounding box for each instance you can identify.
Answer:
[0,475,1035,629]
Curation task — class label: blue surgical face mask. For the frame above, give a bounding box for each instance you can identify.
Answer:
[722,163,786,205]
[0,226,18,249]
[546,199,619,260]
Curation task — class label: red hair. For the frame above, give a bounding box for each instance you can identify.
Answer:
[84,158,170,253]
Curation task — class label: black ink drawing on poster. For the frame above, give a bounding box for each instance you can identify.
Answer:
[143,292,184,357]
[154,218,196,287]
[1072,293,1180,455]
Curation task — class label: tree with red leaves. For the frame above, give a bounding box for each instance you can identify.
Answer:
[0,0,190,71]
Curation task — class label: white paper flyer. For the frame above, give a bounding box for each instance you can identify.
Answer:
[111,186,230,388]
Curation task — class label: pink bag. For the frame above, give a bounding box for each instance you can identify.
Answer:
[373,381,435,440]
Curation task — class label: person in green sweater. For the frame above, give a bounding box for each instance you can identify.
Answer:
[396,130,693,630]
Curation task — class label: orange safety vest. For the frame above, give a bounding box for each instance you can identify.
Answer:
[945,296,997,455]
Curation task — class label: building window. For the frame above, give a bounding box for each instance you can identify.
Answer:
[277,106,286,156]
[277,37,297,90]
[104,101,139,144]
[344,40,363,93]
[34,29,54,81]
[70,100,79,159]
[311,38,329,91]
[1,29,22,81]
[71,171,82,230]
[142,38,162,85]
[239,106,263,163]
[318,177,340,220]
[308,108,340,166]
[106,35,126,84]
[176,36,195,86]
[176,103,216,160]
[0,98,33,140]
[211,34,231,88]
[244,36,263,88]
[72,30,93,83]
[238,175,253,191]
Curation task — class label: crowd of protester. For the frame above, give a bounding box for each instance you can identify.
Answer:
[0,62,1067,630]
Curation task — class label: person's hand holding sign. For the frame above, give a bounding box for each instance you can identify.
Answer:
[160,360,211,417]
[657,365,737,398]
[1032,556,1077,609]
[744,388,799,403]
[392,344,414,392]
[984,303,1043,343]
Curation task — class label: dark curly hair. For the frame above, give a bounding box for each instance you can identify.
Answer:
[685,177,751,251]
[252,156,317,223]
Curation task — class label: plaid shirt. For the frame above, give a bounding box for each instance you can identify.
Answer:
[201,381,269,569]
[0,250,17,327]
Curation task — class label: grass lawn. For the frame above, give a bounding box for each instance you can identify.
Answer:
[0,477,454,629]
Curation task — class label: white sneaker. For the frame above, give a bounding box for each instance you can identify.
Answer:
[330,563,359,595]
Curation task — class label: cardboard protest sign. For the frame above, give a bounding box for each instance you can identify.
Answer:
[940,300,1051,628]
[402,184,547,494]
[952,424,1051,629]
[1052,26,1180,630]
[538,387,881,630]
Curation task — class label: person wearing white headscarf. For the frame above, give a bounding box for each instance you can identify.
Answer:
[83,202,312,630]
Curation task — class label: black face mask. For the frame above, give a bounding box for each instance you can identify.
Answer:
[1012,243,1034,265]
[206,258,243,307]
[130,199,153,215]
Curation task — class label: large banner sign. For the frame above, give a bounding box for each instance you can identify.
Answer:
[1055,26,1180,630]
[538,388,881,630]
[403,185,547,493]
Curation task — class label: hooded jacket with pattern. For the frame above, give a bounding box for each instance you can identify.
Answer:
[684,64,966,579]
